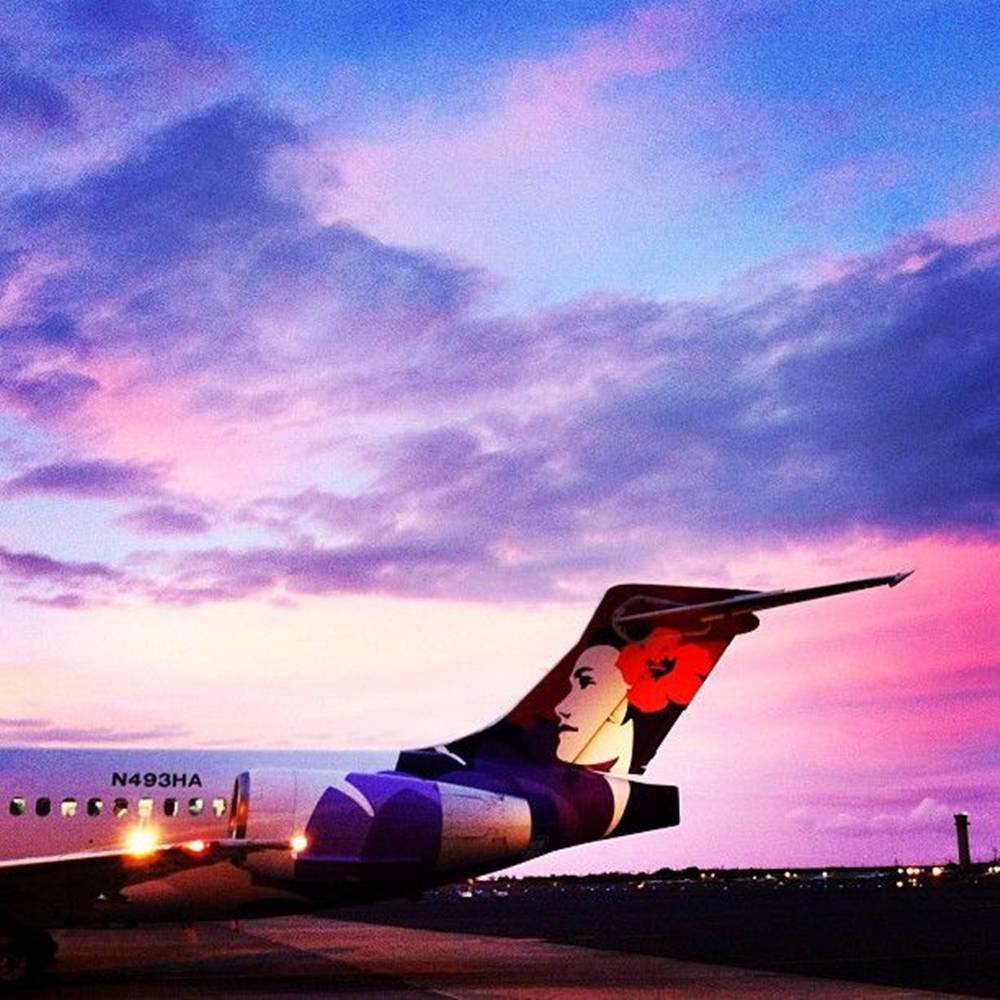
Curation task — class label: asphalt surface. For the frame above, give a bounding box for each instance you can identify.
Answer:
[334,879,1000,998]
[32,917,979,999]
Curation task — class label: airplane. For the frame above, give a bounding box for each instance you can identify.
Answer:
[0,571,910,985]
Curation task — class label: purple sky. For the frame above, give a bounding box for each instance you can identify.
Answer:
[1,1,997,871]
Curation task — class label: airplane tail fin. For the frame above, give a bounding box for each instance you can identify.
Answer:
[438,573,910,777]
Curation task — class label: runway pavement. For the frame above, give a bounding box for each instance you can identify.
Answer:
[31,917,978,999]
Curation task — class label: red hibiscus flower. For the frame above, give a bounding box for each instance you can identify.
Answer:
[616,628,714,712]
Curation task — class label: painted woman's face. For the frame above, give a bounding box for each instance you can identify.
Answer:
[554,645,634,773]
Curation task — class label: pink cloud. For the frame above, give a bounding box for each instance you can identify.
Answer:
[787,796,956,836]
[499,3,707,139]
[117,503,210,536]
[306,5,726,278]
[931,157,1000,243]
[73,369,283,498]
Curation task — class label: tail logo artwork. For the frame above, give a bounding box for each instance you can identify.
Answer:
[556,630,717,773]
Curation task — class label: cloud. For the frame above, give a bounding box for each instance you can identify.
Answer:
[241,487,396,543]
[313,233,999,575]
[0,63,75,131]
[149,537,493,605]
[65,0,205,51]
[17,592,89,610]
[0,311,81,348]
[0,717,186,744]
[497,2,708,134]
[0,1,233,198]
[4,99,485,417]
[872,797,956,832]
[789,797,956,837]
[249,224,480,334]
[0,545,117,583]
[0,545,120,608]
[789,155,908,225]
[0,83,997,608]
[117,503,210,536]
[4,459,163,499]
[295,3,796,302]
[4,230,996,606]
[13,100,301,283]
[0,370,99,417]
[931,156,1000,244]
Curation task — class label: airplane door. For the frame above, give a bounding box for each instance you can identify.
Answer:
[229,771,249,838]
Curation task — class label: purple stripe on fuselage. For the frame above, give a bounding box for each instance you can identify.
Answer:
[396,740,616,851]
[302,772,442,866]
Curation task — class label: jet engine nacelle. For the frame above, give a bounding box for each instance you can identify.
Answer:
[229,768,532,886]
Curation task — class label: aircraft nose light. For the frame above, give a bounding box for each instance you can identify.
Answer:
[289,833,308,854]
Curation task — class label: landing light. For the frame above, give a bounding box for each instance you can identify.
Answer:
[290,834,308,854]
[125,827,158,858]
[183,839,207,854]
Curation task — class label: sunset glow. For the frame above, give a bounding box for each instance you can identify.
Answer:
[1,2,997,871]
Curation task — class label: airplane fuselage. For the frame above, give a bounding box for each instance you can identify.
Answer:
[0,748,393,862]
[0,574,908,985]
[0,748,398,927]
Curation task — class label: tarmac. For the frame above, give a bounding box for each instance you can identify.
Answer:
[31,917,979,999]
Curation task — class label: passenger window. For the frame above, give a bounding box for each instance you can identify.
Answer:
[9,798,25,817]
[112,798,128,819]
[61,798,77,818]
[87,798,103,817]
[164,797,178,817]
[36,797,51,817]
[212,797,227,818]
[137,797,153,819]
[188,797,203,816]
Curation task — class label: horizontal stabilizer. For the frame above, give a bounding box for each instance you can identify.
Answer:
[613,572,912,633]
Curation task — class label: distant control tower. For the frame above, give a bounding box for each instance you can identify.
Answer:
[954,812,972,870]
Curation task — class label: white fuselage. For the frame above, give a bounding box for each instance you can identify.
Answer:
[0,747,395,863]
